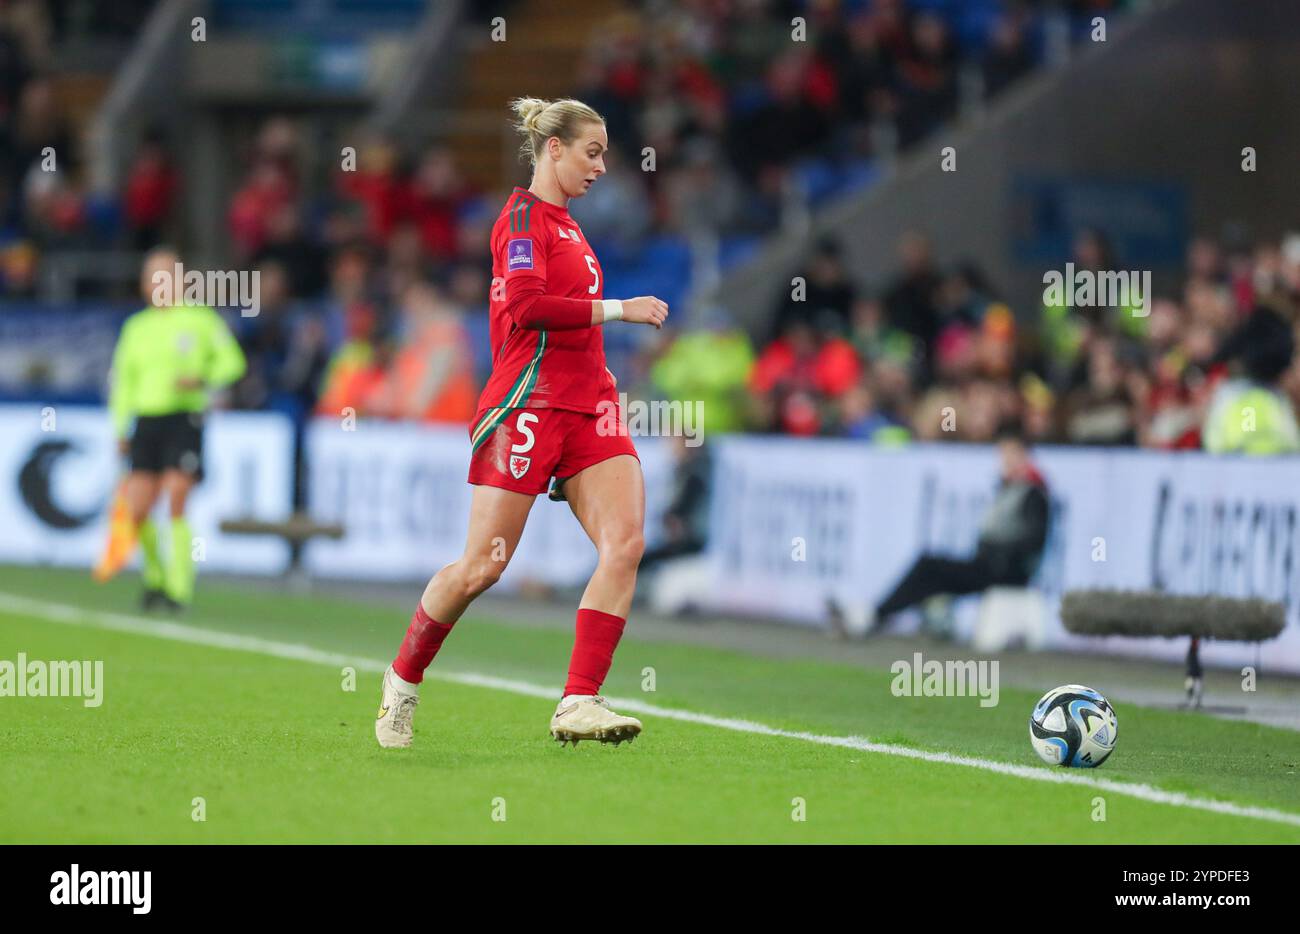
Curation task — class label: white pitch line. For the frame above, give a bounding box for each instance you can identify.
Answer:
[3,590,1299,830]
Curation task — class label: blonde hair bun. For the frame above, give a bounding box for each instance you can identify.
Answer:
[509,97,604,166]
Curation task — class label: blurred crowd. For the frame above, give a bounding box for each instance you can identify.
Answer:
[568,0,1074,243]
[0,0,159,292]
[3,0,1097,294]
[214,119,490,428]
[12,0,1279,458]
[728,228,1300,454]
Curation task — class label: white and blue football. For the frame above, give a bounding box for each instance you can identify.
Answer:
[1029,684,1118,768]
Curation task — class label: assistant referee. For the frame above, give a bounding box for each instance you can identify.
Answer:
[95,247,247,610]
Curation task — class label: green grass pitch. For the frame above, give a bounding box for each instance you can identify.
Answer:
[1,565,1298,843]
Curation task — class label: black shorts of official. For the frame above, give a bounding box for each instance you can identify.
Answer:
[129,412,205,481]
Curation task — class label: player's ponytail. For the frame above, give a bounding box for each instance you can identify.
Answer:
[510,97,604,167]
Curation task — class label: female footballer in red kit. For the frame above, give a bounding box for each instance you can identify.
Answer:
[376,98,669,748]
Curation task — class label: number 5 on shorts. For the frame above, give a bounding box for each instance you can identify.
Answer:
[509,412,537,480]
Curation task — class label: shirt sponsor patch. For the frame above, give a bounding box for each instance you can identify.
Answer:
[507,238,534,270]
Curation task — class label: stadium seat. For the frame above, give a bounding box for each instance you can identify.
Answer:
[718,235,763,272]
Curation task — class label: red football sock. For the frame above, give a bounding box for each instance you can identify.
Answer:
[392,603,455,684]
[563,608,626,696]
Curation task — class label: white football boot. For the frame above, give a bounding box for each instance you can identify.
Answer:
[375,665,420,749]
[550,694,642,746]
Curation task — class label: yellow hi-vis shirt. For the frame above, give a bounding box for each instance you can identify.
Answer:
[108,304,247,438]
[1203,380,1300,455]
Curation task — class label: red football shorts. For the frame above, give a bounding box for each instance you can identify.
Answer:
[467,405,639,496]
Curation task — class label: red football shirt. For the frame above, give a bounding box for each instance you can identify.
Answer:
[474,187,617,431]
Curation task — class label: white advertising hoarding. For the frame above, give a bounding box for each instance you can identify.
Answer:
[705,438,1300,673]
[7,403,1293,673]
[0,404,293,574]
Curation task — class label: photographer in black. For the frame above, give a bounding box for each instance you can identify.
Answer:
[830,423,1049,637]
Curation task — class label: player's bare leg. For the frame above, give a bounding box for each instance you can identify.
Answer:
[549,454,645,745]
[420,484,535,623]
[567,454,644,618]
[376,484,534,748]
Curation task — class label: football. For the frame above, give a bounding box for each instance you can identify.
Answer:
[1029,684,1118,768]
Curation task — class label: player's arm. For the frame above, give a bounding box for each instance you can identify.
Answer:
[501,231,668,329]
[107,318,138,444]
[591,295,669,329]
[500,227,591,330]
[512,292,668,329]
